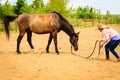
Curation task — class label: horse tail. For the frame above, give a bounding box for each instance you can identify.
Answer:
[3,15,18,39]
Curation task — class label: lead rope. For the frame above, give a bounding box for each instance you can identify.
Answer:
[71,40,101,59]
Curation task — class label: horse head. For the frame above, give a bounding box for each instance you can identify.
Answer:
[70,32,80,51]
[52,11,80,51]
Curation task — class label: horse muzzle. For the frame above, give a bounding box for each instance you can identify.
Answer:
[74,47,78,51]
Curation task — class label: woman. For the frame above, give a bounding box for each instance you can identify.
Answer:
[97,24,120,62]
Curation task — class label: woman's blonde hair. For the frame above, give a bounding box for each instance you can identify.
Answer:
[97,24,106,30]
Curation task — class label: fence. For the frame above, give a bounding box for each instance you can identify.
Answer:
[0,18,120,34]
[0,20,18,34]
[69,18,120,28]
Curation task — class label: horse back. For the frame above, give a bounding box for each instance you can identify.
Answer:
[17,13,60,34]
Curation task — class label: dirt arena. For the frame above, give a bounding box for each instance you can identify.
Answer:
[0,26,120,80]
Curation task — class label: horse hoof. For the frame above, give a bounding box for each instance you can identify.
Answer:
[17,51,21,54]
[56,52,60,55]
[46,50,49,53]
[32,49,37,53]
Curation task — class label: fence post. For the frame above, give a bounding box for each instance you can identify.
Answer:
[92,18,94,27]
[76,17,79,28]
[84,17,86,27]
[15,21,18,33]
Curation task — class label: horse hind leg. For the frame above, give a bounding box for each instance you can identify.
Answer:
[16,32,25,54]
[27,30,36,53]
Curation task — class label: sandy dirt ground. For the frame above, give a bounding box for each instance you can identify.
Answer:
[0,26,120,80]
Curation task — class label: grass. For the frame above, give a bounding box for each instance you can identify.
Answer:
[0,21,18,34]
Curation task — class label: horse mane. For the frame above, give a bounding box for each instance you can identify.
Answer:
[51,11,69,23]
[51,11,74,32]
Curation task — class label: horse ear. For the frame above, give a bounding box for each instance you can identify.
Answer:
[71,32,80,36]
[76,32,80,34]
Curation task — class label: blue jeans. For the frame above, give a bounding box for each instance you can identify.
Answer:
[105,40,120,58]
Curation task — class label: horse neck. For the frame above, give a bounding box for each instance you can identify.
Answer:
[62,24,75,37]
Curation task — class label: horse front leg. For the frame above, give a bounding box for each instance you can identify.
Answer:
[46,33,53,53]
[52,31,60,54]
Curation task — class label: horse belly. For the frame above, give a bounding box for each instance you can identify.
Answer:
[30,25,53,34]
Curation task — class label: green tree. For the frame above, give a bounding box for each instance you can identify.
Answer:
[106,10,111,19]
[0,0,14,18]
[105,10,111,24]
[14,0,27,15]
[46,0,69,16]
[88,7,97,19]
[76,6,99,19]
[20,3,32,13]
[0,4,3,18]
[31,0,44,10]
[76,6,83,18]
[76,6,89,19]
[30,0,46,13]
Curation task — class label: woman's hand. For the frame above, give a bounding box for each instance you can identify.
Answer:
[98,40,104,42]
[97,40,106,48]
[99,44,103,48]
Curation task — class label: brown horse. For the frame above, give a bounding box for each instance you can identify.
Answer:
[3,11,79,54]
